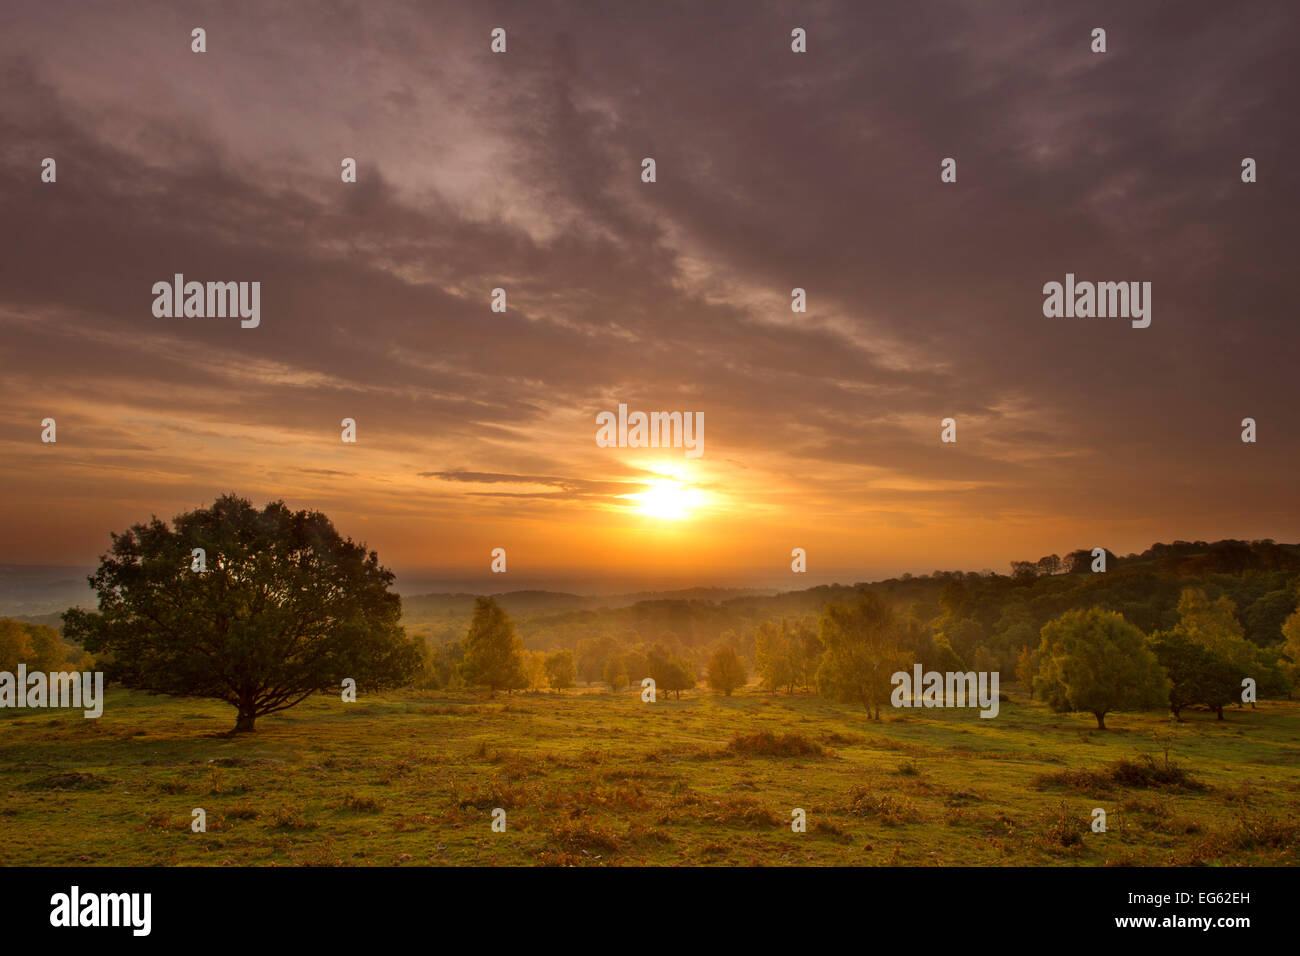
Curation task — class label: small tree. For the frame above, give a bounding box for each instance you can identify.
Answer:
[648,646,695,700]
[1015,644,1039,697]
[1150,631,1238,720]
[814,590,907,719]
[754,621,794,694]
[706,646,747,696]
[1174,588,1262,706]
[1033,608,1167,729]
[461,597,525,697]
[519,649,547,692]
[602,656,628,692]
[544,649,576,693]
[1281,608,1300,691]
[62,495,422,733]
[1010,561,1038,582]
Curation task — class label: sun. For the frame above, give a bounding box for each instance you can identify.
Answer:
[628,479,703,520]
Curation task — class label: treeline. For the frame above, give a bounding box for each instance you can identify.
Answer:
[0,617,95,672]
[411,538,1299,685]
[421,584,1300,728]
[415,539,1300,727]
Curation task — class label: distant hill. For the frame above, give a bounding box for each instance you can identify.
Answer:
[7,540,1299,651]
[0,564,95,616]
[402,539,1300,656]
[402,587,779,618]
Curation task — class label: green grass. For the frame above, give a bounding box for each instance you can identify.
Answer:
[1,686,1297,866]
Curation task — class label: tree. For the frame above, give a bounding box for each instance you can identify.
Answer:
[787,618,822,691]
[602,656,628,692]
[706,646,747,696]
[1174,588,1262,706]
[544,649,576,692]
[1032,607,1167,729]
[0,619,35,672]
[0,619,80,672]
[1015,644,1039,697]
[519,649,547,692]
[934,616,984,662]
[422,640,464,691]
[1282,608,1300,690]
[1063,549,1093,574]
[931,633,966,672]
[1036,554,1062,577]
[1242,589,1296,646]
[814,590,907,719]
[939,579,970,618]
[648,645,694,700]
[1150,631,1238,720]
[754,621,795,694]
[575,635,618,684]
[62,495,422,733]
[1010,561,1038,582]
[462,597,526,697]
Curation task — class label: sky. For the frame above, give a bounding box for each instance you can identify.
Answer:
[1,0,1297,593]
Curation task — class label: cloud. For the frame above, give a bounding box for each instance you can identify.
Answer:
[1,0,1297,575]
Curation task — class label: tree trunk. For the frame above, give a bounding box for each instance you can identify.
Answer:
[1095,712,1106,729]
[230,692,258,733]
[1216,706,1224,720]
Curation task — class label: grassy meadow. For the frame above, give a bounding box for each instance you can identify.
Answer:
[2,684,1297,867]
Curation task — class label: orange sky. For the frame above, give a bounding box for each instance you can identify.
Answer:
[1,1,1296,591]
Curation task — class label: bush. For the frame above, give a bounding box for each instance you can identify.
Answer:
[726,731,824,757]
[847,787,919,824]
[1034,754,1205,794]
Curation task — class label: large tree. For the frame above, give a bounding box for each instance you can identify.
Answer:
[63,495,422,733]
[1033,607,1167,729]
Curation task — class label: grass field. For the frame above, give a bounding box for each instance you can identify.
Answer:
[2,686,1298,866]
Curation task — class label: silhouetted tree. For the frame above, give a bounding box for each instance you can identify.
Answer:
[63,495,422,733]
[1150,631,1238,720]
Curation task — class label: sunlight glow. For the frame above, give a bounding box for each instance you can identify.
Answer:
[627,479,704,520]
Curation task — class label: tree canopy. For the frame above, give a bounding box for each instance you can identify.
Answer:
[461,597,526,696]
[63,495,422,732]
[815,590,907,719]
[1033,607,1168,729]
